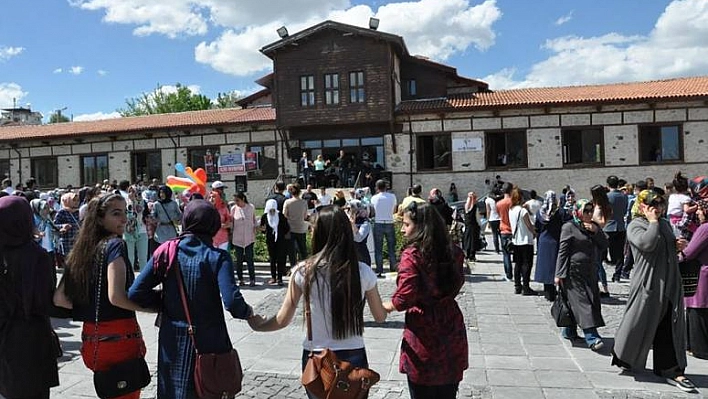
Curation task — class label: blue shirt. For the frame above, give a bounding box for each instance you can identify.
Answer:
[604,189,628,232]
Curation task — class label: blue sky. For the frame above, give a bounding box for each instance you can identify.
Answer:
[1,0,707,122]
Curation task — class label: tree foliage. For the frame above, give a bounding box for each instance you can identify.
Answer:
[118,83,213,116]
[48,112,70,123]
[215,91,243,109]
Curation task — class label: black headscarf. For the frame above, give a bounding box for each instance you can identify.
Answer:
[181,199,220,245]
[158,185,173,203]
[0,196,52,318]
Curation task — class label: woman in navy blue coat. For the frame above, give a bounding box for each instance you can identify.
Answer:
[534,191,570,301]
[129,200,254,399]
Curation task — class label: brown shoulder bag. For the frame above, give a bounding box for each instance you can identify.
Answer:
[301,288,380,399]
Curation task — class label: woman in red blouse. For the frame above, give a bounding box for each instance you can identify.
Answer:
[384,202,468,399]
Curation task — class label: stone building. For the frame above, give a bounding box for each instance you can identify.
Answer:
[1,20,707,204]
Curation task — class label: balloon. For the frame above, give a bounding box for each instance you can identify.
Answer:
[167,164,207,197]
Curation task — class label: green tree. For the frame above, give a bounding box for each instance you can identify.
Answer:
[215,91,243,109]
[48,112,70,123]
[118,83,213,116]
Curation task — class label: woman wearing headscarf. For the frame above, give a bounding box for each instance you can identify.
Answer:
[534,191,571,301]
[612,190,696,392]
[129,200,254,399]
[428,188,453,227]
[260,199,290,286]
[54,191,80,269]
[31,198,58,258]
[554,199,608,350]
[682,198,708,360]
[152,186,182,244]
[0,196,59,399]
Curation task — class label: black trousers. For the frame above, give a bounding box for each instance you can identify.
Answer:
[407,379,459,399]
[652,302,684,377]
[607,231,626,277]
[267,239,287,281]
[513,244,534,290]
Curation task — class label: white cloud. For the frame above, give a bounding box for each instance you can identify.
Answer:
[554,11,573,26]
[0,83,27,108]
[53,68,63,74]
[69,0,209,38]
[484,0,708,89]
[196,0,501,76]
[0,46,24,61]
[69,66,84,75]
[97,69,108,76]
[73,111,122,121]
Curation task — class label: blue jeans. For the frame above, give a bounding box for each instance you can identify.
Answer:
[597,259,608,287]
[301,348,369,399]
[500,233,513,278]
[562,326,601,347]
[234,243,255,282]
[373,223,397,274]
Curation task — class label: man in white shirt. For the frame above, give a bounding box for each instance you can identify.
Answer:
[371,179,397,277]
[317,186,332,208]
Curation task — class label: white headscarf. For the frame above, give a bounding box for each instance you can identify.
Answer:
[264,199,279,241]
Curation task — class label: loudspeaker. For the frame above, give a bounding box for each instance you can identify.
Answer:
[289,147,302,162]
[234,175,248,193]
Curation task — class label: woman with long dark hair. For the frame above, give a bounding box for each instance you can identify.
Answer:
[249,206,387,398]
[0,196,59,399]
[383,202,467,399]
[590,184,611,296]
[53,193,154,399]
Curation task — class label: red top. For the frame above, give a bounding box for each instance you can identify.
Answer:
[391,245,468,385]
[497,197,512,234]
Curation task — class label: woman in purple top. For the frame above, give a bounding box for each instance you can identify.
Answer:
[681,198,708,360]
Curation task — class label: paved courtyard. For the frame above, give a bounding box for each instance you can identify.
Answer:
[47,236,708,399]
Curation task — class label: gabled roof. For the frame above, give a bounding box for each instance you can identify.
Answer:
[0,108,275,142]
[236,89,271,108]
[397,76,708,113]
[260,20,408,58]
[408,56,488,90]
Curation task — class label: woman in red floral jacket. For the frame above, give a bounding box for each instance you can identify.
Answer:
[384,202,468,399]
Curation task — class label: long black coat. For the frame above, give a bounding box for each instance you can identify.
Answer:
[555,221,608,329]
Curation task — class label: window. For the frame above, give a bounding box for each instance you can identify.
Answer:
[639,124,682,163]
[0,159,9,179]
[300,75,315,106]
[32,158,58,189]
[562,128,603,166]
[349,71,365,103]
[247,144,279,179]
[485,131,527,168]
[132,151,162,183]
[405,79,417,97]
[324,73,339,105]
[81,154,109,186]
[298,137,385,170]
[187,147,221,182]
[417,134,452,170]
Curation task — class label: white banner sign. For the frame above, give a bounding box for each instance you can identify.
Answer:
[452,137,482,152]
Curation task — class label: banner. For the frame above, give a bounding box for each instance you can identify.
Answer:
[218,153,245,174]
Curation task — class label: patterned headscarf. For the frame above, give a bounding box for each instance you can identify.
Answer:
[630,189,661,219]
[539,190,557,222]
[696,198,708,217]
[572,199,592,224]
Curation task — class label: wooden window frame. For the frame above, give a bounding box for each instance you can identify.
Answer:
[300,75,315,107]
[484,130,528,170]
[31,157,59,189]
[416,133,452,171]
[324,73,339,105]
[637,123,684,165]
[80,154,109,187]
[349,71,365,103]
[561,127,605,168]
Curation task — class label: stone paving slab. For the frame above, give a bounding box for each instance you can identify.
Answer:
[41,233,708,398]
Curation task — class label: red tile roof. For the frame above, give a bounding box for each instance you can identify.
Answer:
[397,76,708,113]
[0,107,275,142]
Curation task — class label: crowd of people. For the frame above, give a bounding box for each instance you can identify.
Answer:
[1,168,707,398]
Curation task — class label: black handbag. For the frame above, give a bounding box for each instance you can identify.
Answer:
[551,286,575,327]
[91,241,151,399]
[94,357,151,398]
[679,258,701,297]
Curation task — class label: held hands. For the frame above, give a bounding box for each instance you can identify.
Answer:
[247,314,267,331]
